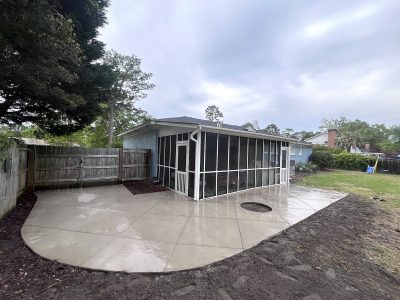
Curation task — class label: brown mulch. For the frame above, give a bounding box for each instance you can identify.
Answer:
[1,192,400,299]
[123,180,168,195]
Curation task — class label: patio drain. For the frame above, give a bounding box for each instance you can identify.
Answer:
[240,202,272,213]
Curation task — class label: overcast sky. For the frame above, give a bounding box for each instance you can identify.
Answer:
[99,0,400,131]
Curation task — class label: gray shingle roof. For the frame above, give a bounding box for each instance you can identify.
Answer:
[155,116,246,131]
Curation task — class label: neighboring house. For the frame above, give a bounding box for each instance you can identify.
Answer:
[119,116,297,201]
[304,129,363,153]
[289,141,313,175]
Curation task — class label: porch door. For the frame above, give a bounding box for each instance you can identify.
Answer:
[280,147,289,184]
[176,142,189,195]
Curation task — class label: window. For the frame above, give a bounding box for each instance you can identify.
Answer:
[248,170,255,188]
[256,170,262,187]
[296,146,303,155]
[290,145,295,155]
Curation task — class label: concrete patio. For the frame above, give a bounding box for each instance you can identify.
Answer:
[21,184,346,272]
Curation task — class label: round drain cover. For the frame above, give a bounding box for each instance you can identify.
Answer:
[240,202,272,213]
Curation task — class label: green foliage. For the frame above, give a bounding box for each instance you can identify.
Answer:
[313,145,344,154]
[264,124,280,135]
[0,0,111,135]
[310,150,334,169]
[295,162,319,173]
[333,152,375,171]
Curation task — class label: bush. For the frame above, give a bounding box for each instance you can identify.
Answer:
[295,162,319,173]
[333,152,375,171]
[313,145,345,154]
[310,150,334,169]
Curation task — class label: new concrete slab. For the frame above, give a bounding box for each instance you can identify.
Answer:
[21,184,347,272]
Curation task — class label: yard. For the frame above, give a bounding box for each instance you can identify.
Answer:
[297,170,400,275]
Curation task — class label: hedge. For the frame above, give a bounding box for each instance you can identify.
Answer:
[310,150,334,169]
[333,152,375,171]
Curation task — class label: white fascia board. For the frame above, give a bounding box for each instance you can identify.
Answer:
[200,125,297,142]
[119,121,199,138]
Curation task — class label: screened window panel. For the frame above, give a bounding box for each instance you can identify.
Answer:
[239,137,248,169]
[188,172,195,198]
[228,171,238,193]
[205,132,217,171]
[177,145,187,172]
[164,168,170,187]
[239,171,247,190]
[182,133,188,140]
[165,136,170,167]
[199,173,204,199]
[276,142,281,167]
[189,134,196,171]
[263,140,270,168]
[170,135,176,167]
[262,170,269,186]
[282,148,287,168]
[229,136,239,170]
[275,168,280,183]
[270,141,276,167]
[248,138,256,169]
[256,139,263,168]
[178,134,182,141]
[255,170,262,187]
[170,169,175,189]
[157,137,161,165]
[200,132,205,172]
[217,172,228,195]
[218,134,229,171]
[248,170,255,188]
[159,167,165,185]
[269,169,275,185]
[160,137,165,165]
[204,173,216,198]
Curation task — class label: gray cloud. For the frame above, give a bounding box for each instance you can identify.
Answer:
[99,0,400,131]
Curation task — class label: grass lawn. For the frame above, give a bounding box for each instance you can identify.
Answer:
[298,170,400,209]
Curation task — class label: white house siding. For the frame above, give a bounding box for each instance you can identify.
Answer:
[123,130,158,178]
[305,133,328,145]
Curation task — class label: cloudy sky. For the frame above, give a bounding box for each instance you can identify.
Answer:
[99,0,400,131]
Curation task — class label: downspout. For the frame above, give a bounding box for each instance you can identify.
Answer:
[190,126,202,201]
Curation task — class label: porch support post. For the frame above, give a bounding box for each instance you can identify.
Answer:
[190,126,202,201]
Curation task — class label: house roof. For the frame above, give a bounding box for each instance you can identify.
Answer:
[304,132,327,142]
[119,116,299,142]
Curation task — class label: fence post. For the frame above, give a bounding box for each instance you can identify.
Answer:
[118,148,123,183]
[26,146,35,192]
[146,149,151,181]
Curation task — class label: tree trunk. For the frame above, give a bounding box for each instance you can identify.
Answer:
[107,103,115,147]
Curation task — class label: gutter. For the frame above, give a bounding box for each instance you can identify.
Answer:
[190,126,202,201]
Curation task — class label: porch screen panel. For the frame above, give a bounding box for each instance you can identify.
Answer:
[165,136,170,167]
[228,171,238,192]
[200,132,205,172]
[188,172,195,198]
[160,137,165,165]
[239,137,248,169]
[170,135,176,167]
[248,170,255,188]
[248,138,256,169]
[205,132,217,171]
[217,134,229,171]
[239,170,247,190]
[229,136,239,170]
[204,173,216,198]
[256,139,262,168]
[256,170,262,187]
[189,134,196,171]
[270,141,276,167]
[263,140,270,168]
[217,172,228,195]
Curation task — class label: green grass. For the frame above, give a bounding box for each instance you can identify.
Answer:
[298,170,400,209]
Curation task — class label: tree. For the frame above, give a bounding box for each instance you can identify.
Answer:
[0,0,112,135]
[102,50,155,146]
[336,131,363,152]
[264,124,280,135]
[319,116,347,132]
[282,128,294,138]
[205,105,223,127]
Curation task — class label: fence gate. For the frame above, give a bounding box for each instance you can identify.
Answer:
[32,146,149,188]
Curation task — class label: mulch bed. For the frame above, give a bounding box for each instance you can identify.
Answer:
[1,191,399,299]
[123,180,168,195]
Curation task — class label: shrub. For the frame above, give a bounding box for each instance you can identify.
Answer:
[295,162,319,173]
[333,152,375,171]
[310,150,334,169]
[313,145,345,154]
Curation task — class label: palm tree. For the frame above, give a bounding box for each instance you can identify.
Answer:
[337,131,363,152]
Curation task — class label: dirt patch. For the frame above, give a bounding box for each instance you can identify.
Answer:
[123,180,168,195]
[240,202,272,213]
[1,193,400,299]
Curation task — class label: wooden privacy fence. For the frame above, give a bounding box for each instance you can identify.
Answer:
[30,146,150,189]
[0,144,28,219]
